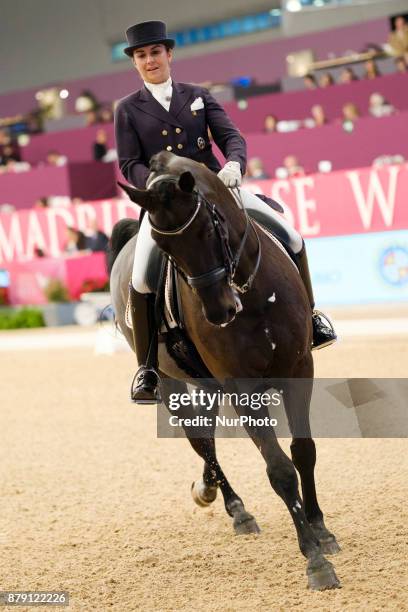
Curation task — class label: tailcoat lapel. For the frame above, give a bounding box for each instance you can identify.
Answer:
[132,86,180,127]
[169,82,194,117]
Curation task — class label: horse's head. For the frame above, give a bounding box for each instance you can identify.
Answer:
[119,151,242,327]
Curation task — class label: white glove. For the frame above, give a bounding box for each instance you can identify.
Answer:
[217,161,242,188]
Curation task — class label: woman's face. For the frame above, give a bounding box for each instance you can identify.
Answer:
[132,44,172,84]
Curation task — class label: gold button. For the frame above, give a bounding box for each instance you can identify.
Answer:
[166,145,172,151]
[175,127,182,133]
[162,129,168,136]
[192,111,197,116]
[177,144,183,150]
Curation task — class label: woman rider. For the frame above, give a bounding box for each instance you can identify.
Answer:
[114,21,336,403]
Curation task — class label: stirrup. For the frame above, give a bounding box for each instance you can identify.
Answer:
[312,310,337,351]
[130,366,161,404]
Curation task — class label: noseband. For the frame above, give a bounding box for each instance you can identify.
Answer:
[146,174,261,293]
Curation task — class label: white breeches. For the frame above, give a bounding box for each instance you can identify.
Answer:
[132,188,302,293]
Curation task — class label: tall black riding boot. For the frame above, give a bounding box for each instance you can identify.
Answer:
[295,242,337,350]
[128,285,161,404]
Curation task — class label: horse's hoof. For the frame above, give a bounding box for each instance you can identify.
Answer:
[307,557,341,591]
[319,537,341,555]
[191,480,217,507]
[233,514,261,535]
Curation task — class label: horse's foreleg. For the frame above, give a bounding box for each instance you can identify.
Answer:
[188,436,260,535]
[160,378,260,534]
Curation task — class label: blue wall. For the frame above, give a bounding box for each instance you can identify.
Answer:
[306,230,408,305]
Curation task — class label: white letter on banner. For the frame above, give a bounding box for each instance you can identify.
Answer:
[26,212,47,259]
[0,214,24,263]
[46,207,75,258]
[75,203,97,232]
[100,201,113,235]
[117,200,140,221]
[293,177,320,236]
[270,180,295,226]
[346,166,400,229]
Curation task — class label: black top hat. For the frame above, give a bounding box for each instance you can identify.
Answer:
[124,21,175,57]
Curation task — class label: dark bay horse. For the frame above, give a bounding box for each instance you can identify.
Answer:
[110,151,341,590]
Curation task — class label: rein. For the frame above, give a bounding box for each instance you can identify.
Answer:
[147,175,261,294]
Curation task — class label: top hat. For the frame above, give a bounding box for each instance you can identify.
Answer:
[124,21,175,57]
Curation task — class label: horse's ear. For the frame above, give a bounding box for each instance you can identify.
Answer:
[117,181,156,211]
[178,171,195,194]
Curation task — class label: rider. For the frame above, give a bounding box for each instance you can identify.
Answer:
[114,21,337,403]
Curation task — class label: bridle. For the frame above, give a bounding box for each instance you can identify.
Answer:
[146,173,261,294]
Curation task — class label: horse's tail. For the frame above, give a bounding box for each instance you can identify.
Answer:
[108,218,139,273]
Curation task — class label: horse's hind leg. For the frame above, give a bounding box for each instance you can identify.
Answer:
[281,358,340,555]
[160,378,260,534]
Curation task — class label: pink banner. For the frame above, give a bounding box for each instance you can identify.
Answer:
[243,163,408,238]
[0,198,139,264]
[4,252,108,305]
[0,163,407,267]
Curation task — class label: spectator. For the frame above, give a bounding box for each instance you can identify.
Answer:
[342,102,360,132]
[388,16,408,59]
[64,227,88,254]
[34,197,49,209]
[246,157,270,180]
[339,67,358,83]
[318,72,334,88]
[368,93,395,118]
[93,128,108,161]
[263,114,278,133]
[99,107,113,123]
[46,150,67,166]
[0,144,21,166]
[84,219,109,253]
[363,59,380,79]
[303,74,317,90]
[283,155,305,177]
[395,56,407,72]
[310,104,327,127]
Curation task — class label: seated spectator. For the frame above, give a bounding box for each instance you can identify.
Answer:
[34,197,49,209]
[363,59,381,79]
[303,74,317,90]
[318,72,334,88]
[46,150,67,166]
[283,155,305,177]
[342,102,360,132]
[310,104,327,127]
[93,129,108,161]
[388,16,408,59]
[246,158,270,180]
[395,56,407,72]
[64,226,88,254]
[368,93,395,118]
[0,144,21,166]
[99,107,113,123]
[339,67,358,83]
[263,114,278,133]
[84,219,109,253]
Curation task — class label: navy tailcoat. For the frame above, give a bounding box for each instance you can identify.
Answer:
[114,81,247,188]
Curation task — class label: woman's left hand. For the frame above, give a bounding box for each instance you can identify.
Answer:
[217,161,242,188]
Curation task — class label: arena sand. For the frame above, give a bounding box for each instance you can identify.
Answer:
[1,327,407,611]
